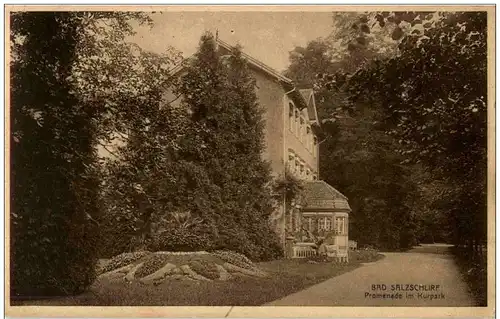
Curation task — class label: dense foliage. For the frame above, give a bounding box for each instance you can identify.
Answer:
[10,11,164,296]
[10,12,100,297]
[337,12,488,250]
[175,33,283,260]
[285,20,418,250]
[98,33,283,261]
[285,11,488,251]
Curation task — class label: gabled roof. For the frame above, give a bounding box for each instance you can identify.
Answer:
[216,39,293,84]
[168,37,321,131]
[302,180,351,212]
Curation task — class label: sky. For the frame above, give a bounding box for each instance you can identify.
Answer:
[129,11,334,72]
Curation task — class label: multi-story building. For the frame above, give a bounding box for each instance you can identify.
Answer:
[166,38,352,260]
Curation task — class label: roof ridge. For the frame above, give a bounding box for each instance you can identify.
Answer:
[318,180,348,200]
[216,38,293,84]
[302,180,351,211]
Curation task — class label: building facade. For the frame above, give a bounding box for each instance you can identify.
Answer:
[214,39,351,260]
[163,38,351,260]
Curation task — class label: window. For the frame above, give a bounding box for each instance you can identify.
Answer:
[316,217,332,231]
[294,110,300,134]
[313,174,318,180]
[299,117,305,141]
[313,136,318,157]
[317,218,324,231]
[325,218,332,231]
[288,103,294,132]
[306,126,312,151]
[334,216,346,235]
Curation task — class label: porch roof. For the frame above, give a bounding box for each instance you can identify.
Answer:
[302,180,351,212]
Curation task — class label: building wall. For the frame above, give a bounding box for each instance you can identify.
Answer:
[247,67,287,245]
[250,67,286,177]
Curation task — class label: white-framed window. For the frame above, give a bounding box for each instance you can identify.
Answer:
[299,117,305,141]
[325,218,332,231]
[317,218,324,231]
[334,216,346,235]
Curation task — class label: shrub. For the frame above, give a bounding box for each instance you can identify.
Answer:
[451,246,487,306]
[306,254,329,263]
[213,223,283,262]
[248,226,284,261]
[11,211,100,297]
[149,227,212,252]
[348,249,383,263]
[98,217,139,258]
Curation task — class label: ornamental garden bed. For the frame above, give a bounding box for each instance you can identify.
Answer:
[12,250,384,306]
[96,250,268,285]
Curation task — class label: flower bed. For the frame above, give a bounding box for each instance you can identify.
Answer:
[212,250,255,270]
[135,254,173,278]
[99,251,152,275]
[188,259,220,280]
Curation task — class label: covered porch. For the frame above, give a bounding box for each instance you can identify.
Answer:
[285,180,351,262]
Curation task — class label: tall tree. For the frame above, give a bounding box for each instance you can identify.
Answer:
[334,11,488,250]
[10,11,154,296]
[10,12,99,297]
[177,33,282,260]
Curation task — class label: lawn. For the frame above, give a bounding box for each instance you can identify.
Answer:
[11,251,384,306]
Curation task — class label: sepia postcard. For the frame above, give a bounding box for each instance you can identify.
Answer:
[4,4,496,318]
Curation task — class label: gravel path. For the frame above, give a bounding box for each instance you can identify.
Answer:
[266,244,474,306]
